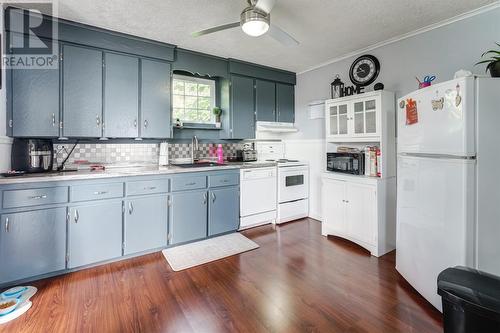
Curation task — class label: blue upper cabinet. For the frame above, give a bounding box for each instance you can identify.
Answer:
[230,75,256,139]
[9,34,60,137]
[255,79,276,122]
[277,83,295,123]
[62,45,103,138]
[141,59,172,139]
[5,7,297,140]
[104,53,140,138]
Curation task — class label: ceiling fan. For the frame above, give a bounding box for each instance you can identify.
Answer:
[191,0,299,46]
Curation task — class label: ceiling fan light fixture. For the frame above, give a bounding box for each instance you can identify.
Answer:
[240,8,269,37]
[242,20,269,36]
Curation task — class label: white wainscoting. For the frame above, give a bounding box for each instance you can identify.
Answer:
[0,136,13,172]
[283,139,325,221]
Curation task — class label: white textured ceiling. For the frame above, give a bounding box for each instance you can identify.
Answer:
[55,0,497,72]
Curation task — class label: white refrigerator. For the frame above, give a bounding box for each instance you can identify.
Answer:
[396,76,500,311]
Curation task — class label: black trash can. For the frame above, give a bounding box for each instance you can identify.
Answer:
[438,266,500,333]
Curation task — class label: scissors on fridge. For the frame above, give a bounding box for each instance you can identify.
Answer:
[423,75,436,84]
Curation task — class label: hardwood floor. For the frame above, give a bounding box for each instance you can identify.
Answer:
[1,219,442,332]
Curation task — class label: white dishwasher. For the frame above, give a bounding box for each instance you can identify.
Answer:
[239,166,277,230]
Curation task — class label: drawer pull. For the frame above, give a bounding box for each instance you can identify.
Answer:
[93,191,108,195]
[143,186,157,190]
[221,179,229,183]
[186,182,196,186]
[29,195,47,200]
[5,218,9,233]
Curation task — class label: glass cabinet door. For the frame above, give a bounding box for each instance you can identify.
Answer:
[329,105,338,136]
[338,104,348,135]
[364,99,377,134]
[354,101,365,134]
[353,98,377,135]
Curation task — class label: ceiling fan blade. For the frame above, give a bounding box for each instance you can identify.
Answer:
[268,24,299,46]
[192,22,240,37]
[254,0,276,14]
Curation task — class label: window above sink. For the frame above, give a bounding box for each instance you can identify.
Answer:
[173,75,216,125]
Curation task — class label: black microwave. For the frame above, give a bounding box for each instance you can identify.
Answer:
[327,152,364,175]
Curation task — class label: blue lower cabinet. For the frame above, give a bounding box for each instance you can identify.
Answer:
[124,195,169,255]
[208,187,240,236]
[0,208,67,284]
[68,201,123,268]
[169,190,208,245]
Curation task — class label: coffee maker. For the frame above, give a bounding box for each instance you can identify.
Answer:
[11,139,54,173]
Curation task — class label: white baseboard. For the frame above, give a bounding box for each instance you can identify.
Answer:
[309,212,322,222]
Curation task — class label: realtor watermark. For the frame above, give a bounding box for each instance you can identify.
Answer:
[2,0,59,69]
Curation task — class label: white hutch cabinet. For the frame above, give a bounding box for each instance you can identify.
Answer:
[321,90,396,257]
[325,90,394,142]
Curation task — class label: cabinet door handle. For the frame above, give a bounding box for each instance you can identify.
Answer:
[29,195,47,200]
[74,210,79,223]
[134,119,137,128]
[144,120,149,128]
[52,113,56,126]
[211,192,216,202]
[5,217,9,233]
[96,115,101,127]
[93,191,108,195]
[129,202,134,215]
[203,193,207,205]
[345,200,349,203]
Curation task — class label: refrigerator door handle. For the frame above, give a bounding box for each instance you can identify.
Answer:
[399,152,476,160]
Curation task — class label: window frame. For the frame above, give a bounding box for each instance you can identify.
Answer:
[172,74,216,125]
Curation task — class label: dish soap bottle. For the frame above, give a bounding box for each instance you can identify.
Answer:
[217,144,224,164]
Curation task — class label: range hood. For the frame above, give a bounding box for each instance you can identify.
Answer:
[256,121,298,133]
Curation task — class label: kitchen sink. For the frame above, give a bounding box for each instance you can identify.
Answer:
[172,162,226,168]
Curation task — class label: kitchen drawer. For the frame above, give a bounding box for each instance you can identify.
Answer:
[70,183,124,202]
[3,187,68,209]
[208,173,239,188]
[171,175,207,192]
[126,179,169,196]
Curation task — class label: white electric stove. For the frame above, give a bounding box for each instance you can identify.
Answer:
[256,142,310,224]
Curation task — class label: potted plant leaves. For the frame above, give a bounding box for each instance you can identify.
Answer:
[213,107,222,128]
[476,42,500,77]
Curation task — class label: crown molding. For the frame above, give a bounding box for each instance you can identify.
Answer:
[298,1,500,75]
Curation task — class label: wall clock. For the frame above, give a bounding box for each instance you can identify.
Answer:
[349,54,380,87]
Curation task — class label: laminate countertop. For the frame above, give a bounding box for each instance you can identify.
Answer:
[0,161,277,185]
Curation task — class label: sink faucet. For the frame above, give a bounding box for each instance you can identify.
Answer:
[191,135,199,163]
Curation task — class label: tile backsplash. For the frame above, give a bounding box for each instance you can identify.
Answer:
[168,143,242,160]
[54,142,243,167]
